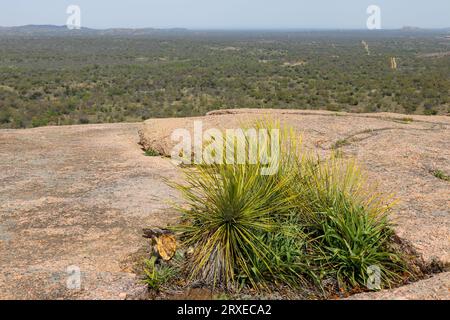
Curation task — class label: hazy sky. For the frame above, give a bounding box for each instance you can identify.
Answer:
[0,0,449,29]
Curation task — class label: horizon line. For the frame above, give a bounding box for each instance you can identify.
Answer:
[1,24,450,31]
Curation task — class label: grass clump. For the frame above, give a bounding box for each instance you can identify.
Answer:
[290,154,405,290]
[143,256,178,291]
[171,122,408,295]
[144,148,160,157]
[431,169,450,182]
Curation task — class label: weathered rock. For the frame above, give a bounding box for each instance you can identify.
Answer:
[347,272,450,300]
[1,109,448,300]
[0,123,181,299]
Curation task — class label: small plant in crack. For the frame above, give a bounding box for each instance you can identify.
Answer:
[332,139,351,149]
[144,148,160,157]
[431,169,450,182]
[400,117,414,123]
[143,256,178,291]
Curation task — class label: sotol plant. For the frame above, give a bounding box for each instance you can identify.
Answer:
[171,121,407,292]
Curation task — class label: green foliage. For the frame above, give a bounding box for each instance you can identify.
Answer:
[31,117,49,128]
[290,153,405,290]
[144,148,160,157]
[315,202,404,289]
[171,123,300,288]
[1,31,449,129]
[172,122,407,293]
[173,163,296,287]
[432,169,450,182]
[400,117,414,123]
[142,256,178,291]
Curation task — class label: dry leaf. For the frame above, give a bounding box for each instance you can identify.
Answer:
[156,234,177,261]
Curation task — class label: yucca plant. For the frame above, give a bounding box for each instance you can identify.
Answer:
[174,163,296,288]
[170,121,407,293]
[171,121,300,288]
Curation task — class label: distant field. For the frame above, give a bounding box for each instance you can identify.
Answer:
[0,30,449,128]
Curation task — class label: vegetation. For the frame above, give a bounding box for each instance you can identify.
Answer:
[144,148,160,157]
[143,256,179,291]
[291,155,404,290]
[0,30,449,129]
[171,123,408,294]
[399,117,414,123]
[172,147,298,288]
[431,169,450,182]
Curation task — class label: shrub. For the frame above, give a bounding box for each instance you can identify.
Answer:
[173,161,296,288]
[144,148,160,157]
[431,169,450,182]
[79,116,90,124]
[31,117,48,128]
[288,152,406,290]
[172,122,406,293]
[172,123,300,288]
[315,202,403,289]
[143,256,178,291]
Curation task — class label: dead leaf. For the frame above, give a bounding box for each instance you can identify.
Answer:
[156,234,177,261]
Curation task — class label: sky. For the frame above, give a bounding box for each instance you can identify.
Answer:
[0,0,449,29]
